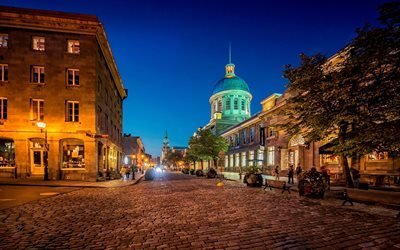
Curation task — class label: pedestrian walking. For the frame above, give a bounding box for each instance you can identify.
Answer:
[125,166,130,180]
[274,165,280,181]
[321,165,331,190]
[288,165,294,184]
[120,167,126,180]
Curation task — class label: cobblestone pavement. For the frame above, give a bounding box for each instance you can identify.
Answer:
[1,172,400,249]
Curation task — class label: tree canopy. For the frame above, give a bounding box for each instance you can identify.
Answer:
[281,2,400,186]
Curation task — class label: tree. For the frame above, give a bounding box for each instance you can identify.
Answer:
[163,150,184,169]
[281,2,400,187]
[187,128,228,170]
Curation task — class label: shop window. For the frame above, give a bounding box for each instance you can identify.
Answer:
[235,153,240,167]
[67,40,80,54]
[0,139,15,167]
[367,151,389,161]
[0,34,8,48]
[32,36,45,51]
[322,154,338,164]
[62,139,85,168]
[241,152,246,167]
[0,64,8,81]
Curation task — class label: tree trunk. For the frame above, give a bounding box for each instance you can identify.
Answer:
[200,160,203,170]
[338,122,354,188]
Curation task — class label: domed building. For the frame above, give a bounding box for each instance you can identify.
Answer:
[206,62,252,135]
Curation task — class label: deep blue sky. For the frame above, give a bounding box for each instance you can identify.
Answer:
[2,0,387,157]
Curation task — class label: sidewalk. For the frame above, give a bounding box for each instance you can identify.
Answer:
[223,172,400,207]
[0,173,145,188]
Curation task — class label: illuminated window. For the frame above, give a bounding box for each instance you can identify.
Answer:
[62,139,85,168]
[249,150,254,162]
[67,69,80,86]
[31,66,45,83]
[367,151,389,161]
[226,98,231,110]
[67,40,80,54]
[0,98,7,120]
[241,152,246,167]
[0,64,8,81]
[235,153,240,167]
[234,98,238,110]
[32,36,45,51]
[229,154,233,168]
[66,101,79,122]
[0,34,8,48]
[241,100,245,111]
[225,156,228,168]
[322,154,338,164]
[30,99,44,121]
[257,149,264,166]
[267,146,275,166]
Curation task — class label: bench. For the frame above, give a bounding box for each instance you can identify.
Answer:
[264,179,291,194]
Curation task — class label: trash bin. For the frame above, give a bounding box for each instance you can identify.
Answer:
[358,182,369,190]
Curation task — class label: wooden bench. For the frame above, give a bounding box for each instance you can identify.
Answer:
[264,179,291,194]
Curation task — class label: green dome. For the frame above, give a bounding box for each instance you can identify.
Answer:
[212,76,250,95]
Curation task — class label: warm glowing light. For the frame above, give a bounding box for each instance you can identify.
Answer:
[36,122,46,129]
[124,156,128,164]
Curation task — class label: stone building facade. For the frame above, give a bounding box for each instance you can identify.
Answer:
[0,6,127,181]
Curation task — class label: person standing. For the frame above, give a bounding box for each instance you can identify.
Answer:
[288,165,294,184]
[274,166,280,181]
[296,164,302,179]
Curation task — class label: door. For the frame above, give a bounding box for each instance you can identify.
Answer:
[31,149,44,175]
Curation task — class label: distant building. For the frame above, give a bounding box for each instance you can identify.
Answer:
[161,131,187,167]
[122,134,146,169]
[0,6,127,181]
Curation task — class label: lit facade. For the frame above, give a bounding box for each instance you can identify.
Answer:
[0,6,127,181]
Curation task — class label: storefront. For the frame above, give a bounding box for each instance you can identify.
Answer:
[0,138,16,177]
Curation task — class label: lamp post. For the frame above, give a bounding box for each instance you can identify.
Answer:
[37,122,49,181]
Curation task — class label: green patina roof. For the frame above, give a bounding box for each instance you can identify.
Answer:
[212,76,250,95]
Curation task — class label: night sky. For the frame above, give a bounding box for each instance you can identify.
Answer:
[1,0,387,157]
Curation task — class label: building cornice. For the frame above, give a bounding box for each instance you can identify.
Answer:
[0,6,127,99]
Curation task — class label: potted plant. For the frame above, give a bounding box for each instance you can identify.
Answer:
[298,167,326,198]
[244,166,263,187]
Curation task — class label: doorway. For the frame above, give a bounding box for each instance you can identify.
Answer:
[31,149,44,175]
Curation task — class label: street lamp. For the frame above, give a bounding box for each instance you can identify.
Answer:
[37,122,49,181]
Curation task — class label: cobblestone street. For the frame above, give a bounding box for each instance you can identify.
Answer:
[1,172,400,249]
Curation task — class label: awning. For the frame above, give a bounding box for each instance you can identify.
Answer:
[319,139,338,155]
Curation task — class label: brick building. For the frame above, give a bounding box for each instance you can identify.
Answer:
[0,6,127,181]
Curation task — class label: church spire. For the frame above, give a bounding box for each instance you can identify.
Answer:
[163,130,169,147]
[225,42,235,78]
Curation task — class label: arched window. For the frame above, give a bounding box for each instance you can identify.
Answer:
[288,134,305,147]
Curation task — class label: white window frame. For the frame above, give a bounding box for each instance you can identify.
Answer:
[32,36,45,51]
[67,40,80,54]
[0,34,8,48]
[0,64,8,82]
[66,101,79,122]
[30,99,44,121]
[267,146,275,166]
[0,97,7,120]
[31,66,45,83]
[67,68,80,86]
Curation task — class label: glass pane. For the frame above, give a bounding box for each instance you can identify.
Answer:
[4,66,8,81]
[75,71,79,85]
[68,70,73,85]
[33,151,41,165]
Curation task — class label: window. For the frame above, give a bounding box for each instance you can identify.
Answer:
[30,99,44,121]
[367,151,389,161]
[250,127,255,143]
[217,100,222,112]
[267,127,277,137]
[66,101,79,122]
[225,156,228,168]
[234,98,238,110]
[67,40,80,54]
[67,69,80,86]
[241,100,245,111]
[235,134,239,146]
[0,98,7,120]
[0,34,8,48]
[31,66,45,83]
[249,150,254,162]
[267,146,275,166]
[0,64,8,81]
[242,130,247,144]
[32,36,45,51]
[257,149,264,166]
[229,154,234,168]
[226,98,231,110]
[322,154,339,164]
[0,139,15,167]
[241,152,246,167]
[235,153,240,167]
[62,139,85,168]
